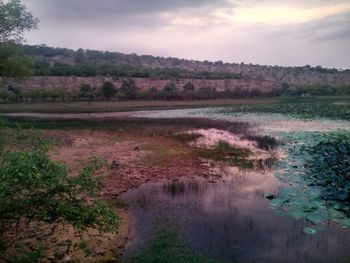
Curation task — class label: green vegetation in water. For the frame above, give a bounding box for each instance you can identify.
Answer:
[129,230,224,263]
[269,131,350,233]
[219,97,350,120]
[195,140,253,169]
[303,133,350,201]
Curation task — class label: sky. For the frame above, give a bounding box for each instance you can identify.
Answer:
[22,0,350,69]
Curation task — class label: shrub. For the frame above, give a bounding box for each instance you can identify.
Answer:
[0,124,119,260]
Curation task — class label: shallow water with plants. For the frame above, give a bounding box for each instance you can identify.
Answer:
[120,104,350,263]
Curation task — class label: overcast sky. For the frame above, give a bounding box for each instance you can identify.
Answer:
[22,0,350,69]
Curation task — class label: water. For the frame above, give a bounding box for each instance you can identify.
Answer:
[120,167,350,263]
[6,107,350,262]
[119,108,350,263]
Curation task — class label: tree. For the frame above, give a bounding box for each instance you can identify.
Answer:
[0,0,38,79]
[182,82,195,100]
[120,78,139,100]
[161,82,180,100]
[197,86,217,100]
[144,86,160,100]
[79,83,97,104]
[0,42,31,79]
[101,81,117,99]
[0,0,39,43]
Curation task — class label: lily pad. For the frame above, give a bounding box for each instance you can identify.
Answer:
[303,227,317,235]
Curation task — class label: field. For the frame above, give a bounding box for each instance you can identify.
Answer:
[1,96,350,262]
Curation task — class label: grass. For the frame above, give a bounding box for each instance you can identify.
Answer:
[140,141,189,167]
[129,230,225,263]
[170,133,204,143]
[194,140,253,168]
[0,98,276,114]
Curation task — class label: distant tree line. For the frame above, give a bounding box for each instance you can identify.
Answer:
[1,79,349,103]
[30,60,244,79]
[21,45,349,75]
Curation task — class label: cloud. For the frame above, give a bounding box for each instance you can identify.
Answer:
[264,12,350,42]
[23,0,229,22]
[22,0,350,68]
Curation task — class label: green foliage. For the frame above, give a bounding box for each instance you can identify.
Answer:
[79,83,97,104]
[0,0,39,43]
[0,149,119,232]
[5,248,46,263]
[292,84,350,96]
[130,230,221,263]
[143,86,160,100]
[0,0,38,80]
[161,82,180,100]
[182,82,195,100]
[101,81,117,99]
[120,78,139,100]
[197,86,218,100]
[0,123,119,260]
[0,43,31,79]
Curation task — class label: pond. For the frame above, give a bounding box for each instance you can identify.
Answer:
[5,107,350,262]
[120,168,350,263]
[120,107,350,263]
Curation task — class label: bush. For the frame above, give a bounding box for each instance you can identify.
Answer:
[0,124,119,260]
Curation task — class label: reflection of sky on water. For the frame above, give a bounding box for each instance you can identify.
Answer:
[120,167,350,263]
[120,108,350,262]
[132,108,350,133]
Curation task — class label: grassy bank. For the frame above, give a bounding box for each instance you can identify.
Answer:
[0,99,275,113]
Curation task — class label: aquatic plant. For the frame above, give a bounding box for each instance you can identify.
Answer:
[195,140,253,168]
[269,131,350,233]
[303,133,350,202]
[129,230,222,263]
[219,101,350,120]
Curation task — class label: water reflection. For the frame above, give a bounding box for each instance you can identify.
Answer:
[120,168,350,263]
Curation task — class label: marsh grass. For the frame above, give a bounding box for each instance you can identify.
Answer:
[129,230,223,263]
[140,142,188,166]
[195,140,253,168]
[170,133,204,143]
[0,99,275,114]
[242,134,280,150]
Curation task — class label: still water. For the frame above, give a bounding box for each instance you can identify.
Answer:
[120,166,350,263]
